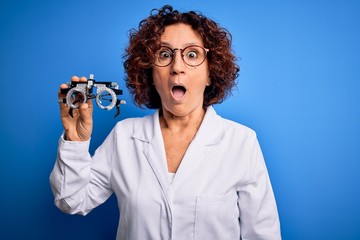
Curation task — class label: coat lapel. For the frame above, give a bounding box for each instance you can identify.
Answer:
[171,106,225,188]
[131,110,172,201]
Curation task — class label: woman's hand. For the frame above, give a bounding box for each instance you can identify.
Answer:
[58,76,93,141]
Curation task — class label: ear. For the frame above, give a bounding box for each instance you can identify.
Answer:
[206,76,211,86]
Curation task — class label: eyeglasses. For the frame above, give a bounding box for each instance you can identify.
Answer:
[153,45,209,67]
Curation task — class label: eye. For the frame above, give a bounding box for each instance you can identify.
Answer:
[158,48,172,59]
[186,50,198,59]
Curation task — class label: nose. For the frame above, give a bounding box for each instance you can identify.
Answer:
[171,51,185,75]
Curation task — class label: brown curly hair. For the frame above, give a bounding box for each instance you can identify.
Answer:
[123,5,239,109]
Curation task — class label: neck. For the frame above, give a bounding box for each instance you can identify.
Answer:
[159,107,206,134]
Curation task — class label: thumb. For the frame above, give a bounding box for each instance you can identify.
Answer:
[79,103,93,123]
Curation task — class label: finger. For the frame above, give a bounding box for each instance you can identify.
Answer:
[58,75,91,110]
[58,83,69,93]
[59,75,81,103]
[58,75,77,98]
[58,97,70,113]
[71,76,80,82]
[86,96,93,107]
[58,88,68,110]
[60,83,69,89]
[78,76,93,106]
[79,76,88,82]
[58,97,69,110]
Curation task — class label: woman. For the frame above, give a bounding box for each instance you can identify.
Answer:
[51,5,281,239]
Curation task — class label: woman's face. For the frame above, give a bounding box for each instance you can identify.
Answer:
[152,23,211,118]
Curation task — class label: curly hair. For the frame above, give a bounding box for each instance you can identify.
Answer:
[123,5,239,109]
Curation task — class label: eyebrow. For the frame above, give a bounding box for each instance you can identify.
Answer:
[160,41,203,48]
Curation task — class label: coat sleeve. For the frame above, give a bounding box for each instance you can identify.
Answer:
[49,132,115,216]
[237,134,281,240]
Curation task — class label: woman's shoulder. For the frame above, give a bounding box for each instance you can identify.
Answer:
[204,106,258,141]
[114,114,151,127]
[221,117,258,141]
[112,111,157,136]
[222,117,255,134]
[209,107,256,136]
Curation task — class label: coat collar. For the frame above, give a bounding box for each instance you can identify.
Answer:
[131,106,225,146]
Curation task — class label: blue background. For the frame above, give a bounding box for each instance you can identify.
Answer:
[1,0,359,239]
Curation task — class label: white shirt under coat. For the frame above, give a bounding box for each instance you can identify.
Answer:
[50,106,281,240]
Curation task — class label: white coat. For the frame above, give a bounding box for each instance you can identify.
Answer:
[50,106,281,240]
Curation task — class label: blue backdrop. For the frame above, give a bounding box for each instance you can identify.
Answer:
[1,0,359,239]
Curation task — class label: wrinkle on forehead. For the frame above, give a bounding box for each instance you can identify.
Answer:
[160,23,204,48]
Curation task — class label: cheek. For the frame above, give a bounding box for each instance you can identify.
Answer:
[193,72,211,89]
[152,71,162,89]
[152,67,169,83]
[152,71,167,95]
[152,69,159,83]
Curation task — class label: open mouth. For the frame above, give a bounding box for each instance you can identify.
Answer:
[172,85,187,100]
